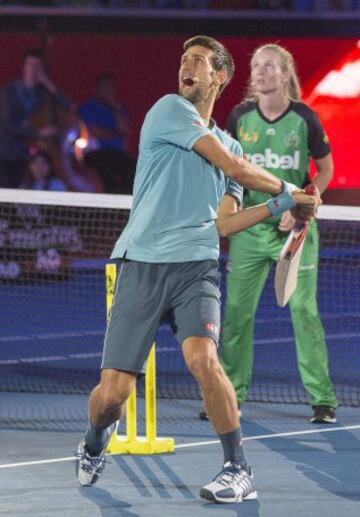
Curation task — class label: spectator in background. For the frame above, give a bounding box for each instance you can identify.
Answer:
[0,48,74,189]
[22,148,67,191]
[79,73,136,194]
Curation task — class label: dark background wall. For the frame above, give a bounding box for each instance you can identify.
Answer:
[0,7,359,201]
[0,32,355,157]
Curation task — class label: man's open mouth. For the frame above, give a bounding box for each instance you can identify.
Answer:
[183,76,195,86]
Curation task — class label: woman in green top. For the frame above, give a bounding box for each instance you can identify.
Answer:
[220,44,337,424]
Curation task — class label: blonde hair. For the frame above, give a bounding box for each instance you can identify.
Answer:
[245,43,301,102]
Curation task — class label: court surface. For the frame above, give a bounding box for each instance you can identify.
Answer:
[1,397,359,517]
[0,215,359,516]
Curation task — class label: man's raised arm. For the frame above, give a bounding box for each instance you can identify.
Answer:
[193,134,283,195]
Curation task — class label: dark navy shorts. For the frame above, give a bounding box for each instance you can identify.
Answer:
[102,259,221,374]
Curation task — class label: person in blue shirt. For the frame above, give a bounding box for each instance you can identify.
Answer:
[75,35,318,504]
[79,73,136,194]
[79,73,129,153]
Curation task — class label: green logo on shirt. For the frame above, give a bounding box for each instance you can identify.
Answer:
[284,131,300,147]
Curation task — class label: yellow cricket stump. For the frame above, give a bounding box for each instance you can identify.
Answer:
[105,263,175,455]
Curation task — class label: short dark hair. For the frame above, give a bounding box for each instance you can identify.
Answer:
[183,35,234,95]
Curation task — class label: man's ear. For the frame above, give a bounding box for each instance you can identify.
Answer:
[216,68,228,88]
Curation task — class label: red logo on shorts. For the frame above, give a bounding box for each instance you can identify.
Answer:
[205,322,219,335]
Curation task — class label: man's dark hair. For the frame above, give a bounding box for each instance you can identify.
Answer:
[23,48,45,63]
[183,35,235,95]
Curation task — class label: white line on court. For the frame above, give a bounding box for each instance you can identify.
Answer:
[1,423,359,470]
[175,423,360,448]
[0,456,75,469]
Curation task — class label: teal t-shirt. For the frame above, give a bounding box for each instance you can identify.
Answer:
[111,94,243,262]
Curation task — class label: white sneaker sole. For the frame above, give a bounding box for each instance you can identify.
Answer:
[310,417,337,424]
[200,488,257,504]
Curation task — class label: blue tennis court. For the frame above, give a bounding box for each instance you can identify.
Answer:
[0,200,359,515]
[1,397,359,516]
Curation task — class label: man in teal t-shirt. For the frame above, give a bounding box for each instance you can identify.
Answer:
[111,93,243,263]
[75,36,318,504]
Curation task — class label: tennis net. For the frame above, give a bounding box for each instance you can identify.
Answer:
[0,189,359,405]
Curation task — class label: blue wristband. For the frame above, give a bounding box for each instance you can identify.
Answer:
[267,190,295,216]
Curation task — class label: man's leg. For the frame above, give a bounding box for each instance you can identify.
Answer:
[183,336,257,503]
[85,369,137,452]
[76,368,137,486]
[76,260,167,486]
[289,223,337,418]
[185,337,240,435]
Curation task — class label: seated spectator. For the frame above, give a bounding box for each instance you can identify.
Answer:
[0,48,74,189]
[22,148,67,191]
[79,73,136,194]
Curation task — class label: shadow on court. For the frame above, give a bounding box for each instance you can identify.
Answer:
[116,445,263,516]
[246,418,360,502]
[75,455,261,516]
[80,455,261,517]
[79,486,138,516]
[112,455,196,500]
[201,500,261,516]
[1,400,360,516]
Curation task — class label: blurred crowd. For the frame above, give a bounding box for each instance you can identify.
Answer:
[0,0,357,195]
[0,49,136,194]
[0,1,358,12]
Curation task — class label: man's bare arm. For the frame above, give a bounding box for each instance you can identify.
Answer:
[216,195,270,237]
[193,134,283,195]
[217,192,318,238]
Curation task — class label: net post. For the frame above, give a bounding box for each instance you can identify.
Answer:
[105,263,174,455]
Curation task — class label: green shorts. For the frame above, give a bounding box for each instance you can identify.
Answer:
[101,259,220,374]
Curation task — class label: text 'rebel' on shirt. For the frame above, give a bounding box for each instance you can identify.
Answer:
[111,94,243,263]
[226,100,331,224]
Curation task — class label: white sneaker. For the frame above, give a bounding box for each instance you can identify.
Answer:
[200,462,257,503]
[75,440,107,486]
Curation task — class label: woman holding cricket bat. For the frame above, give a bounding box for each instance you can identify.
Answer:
[218,44,337,424]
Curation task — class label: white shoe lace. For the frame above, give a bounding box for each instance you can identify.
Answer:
[75,449,108,474]
[215,463,252,494]
[215,464,242,485]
